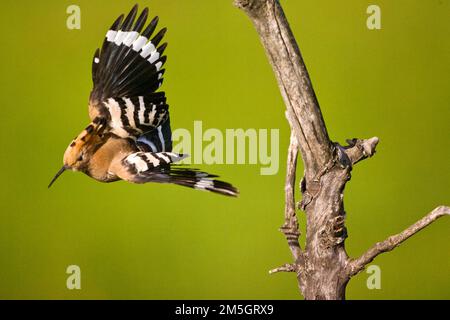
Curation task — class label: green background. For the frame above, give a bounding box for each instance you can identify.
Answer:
[0,0,448,299]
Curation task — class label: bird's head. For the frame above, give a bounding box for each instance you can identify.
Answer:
[49,118,106,188]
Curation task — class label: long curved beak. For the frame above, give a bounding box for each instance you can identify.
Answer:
[48,166,67,188]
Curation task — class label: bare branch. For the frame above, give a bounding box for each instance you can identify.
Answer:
[347,206,450,277]
[269,263,298,274]
[342,137,380,166]
[235,0,449,299]
[235,0,333,178]
[280,129,304,264]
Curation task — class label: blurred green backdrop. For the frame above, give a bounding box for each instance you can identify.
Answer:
[0,0,448,299]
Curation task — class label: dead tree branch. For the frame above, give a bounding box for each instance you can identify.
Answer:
[269,263,298,274]
[347,206,450,277]
[280,130,303,264]
[234,0,332,182]
[235,0,449,300]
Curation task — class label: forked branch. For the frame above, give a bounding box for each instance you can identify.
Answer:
[235,0,449,299]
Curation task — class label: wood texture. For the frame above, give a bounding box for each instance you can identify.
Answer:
[235,0,449,300]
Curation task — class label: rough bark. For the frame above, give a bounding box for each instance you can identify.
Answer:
[235,0,449,300]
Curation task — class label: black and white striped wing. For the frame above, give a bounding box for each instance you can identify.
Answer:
[117,152,238,197]
[101,94,169,138]
[89,5,169,139]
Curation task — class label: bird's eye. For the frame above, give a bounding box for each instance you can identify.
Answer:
[78,155,83,161]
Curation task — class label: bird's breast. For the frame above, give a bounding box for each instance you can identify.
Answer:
[86,136,137,182]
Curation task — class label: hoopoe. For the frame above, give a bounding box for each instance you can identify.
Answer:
[49,5,238,197]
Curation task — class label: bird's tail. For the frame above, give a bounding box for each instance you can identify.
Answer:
[142,167,239,197]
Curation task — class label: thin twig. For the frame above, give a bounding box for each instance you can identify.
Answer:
[280,129,304,265]
[269,263,298,274]
[347,206,450,277]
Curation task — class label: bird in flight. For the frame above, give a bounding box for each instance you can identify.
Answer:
[49,5,238,197]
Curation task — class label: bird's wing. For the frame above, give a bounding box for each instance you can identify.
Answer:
[88,5,169,139]
[110,152,238,197]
